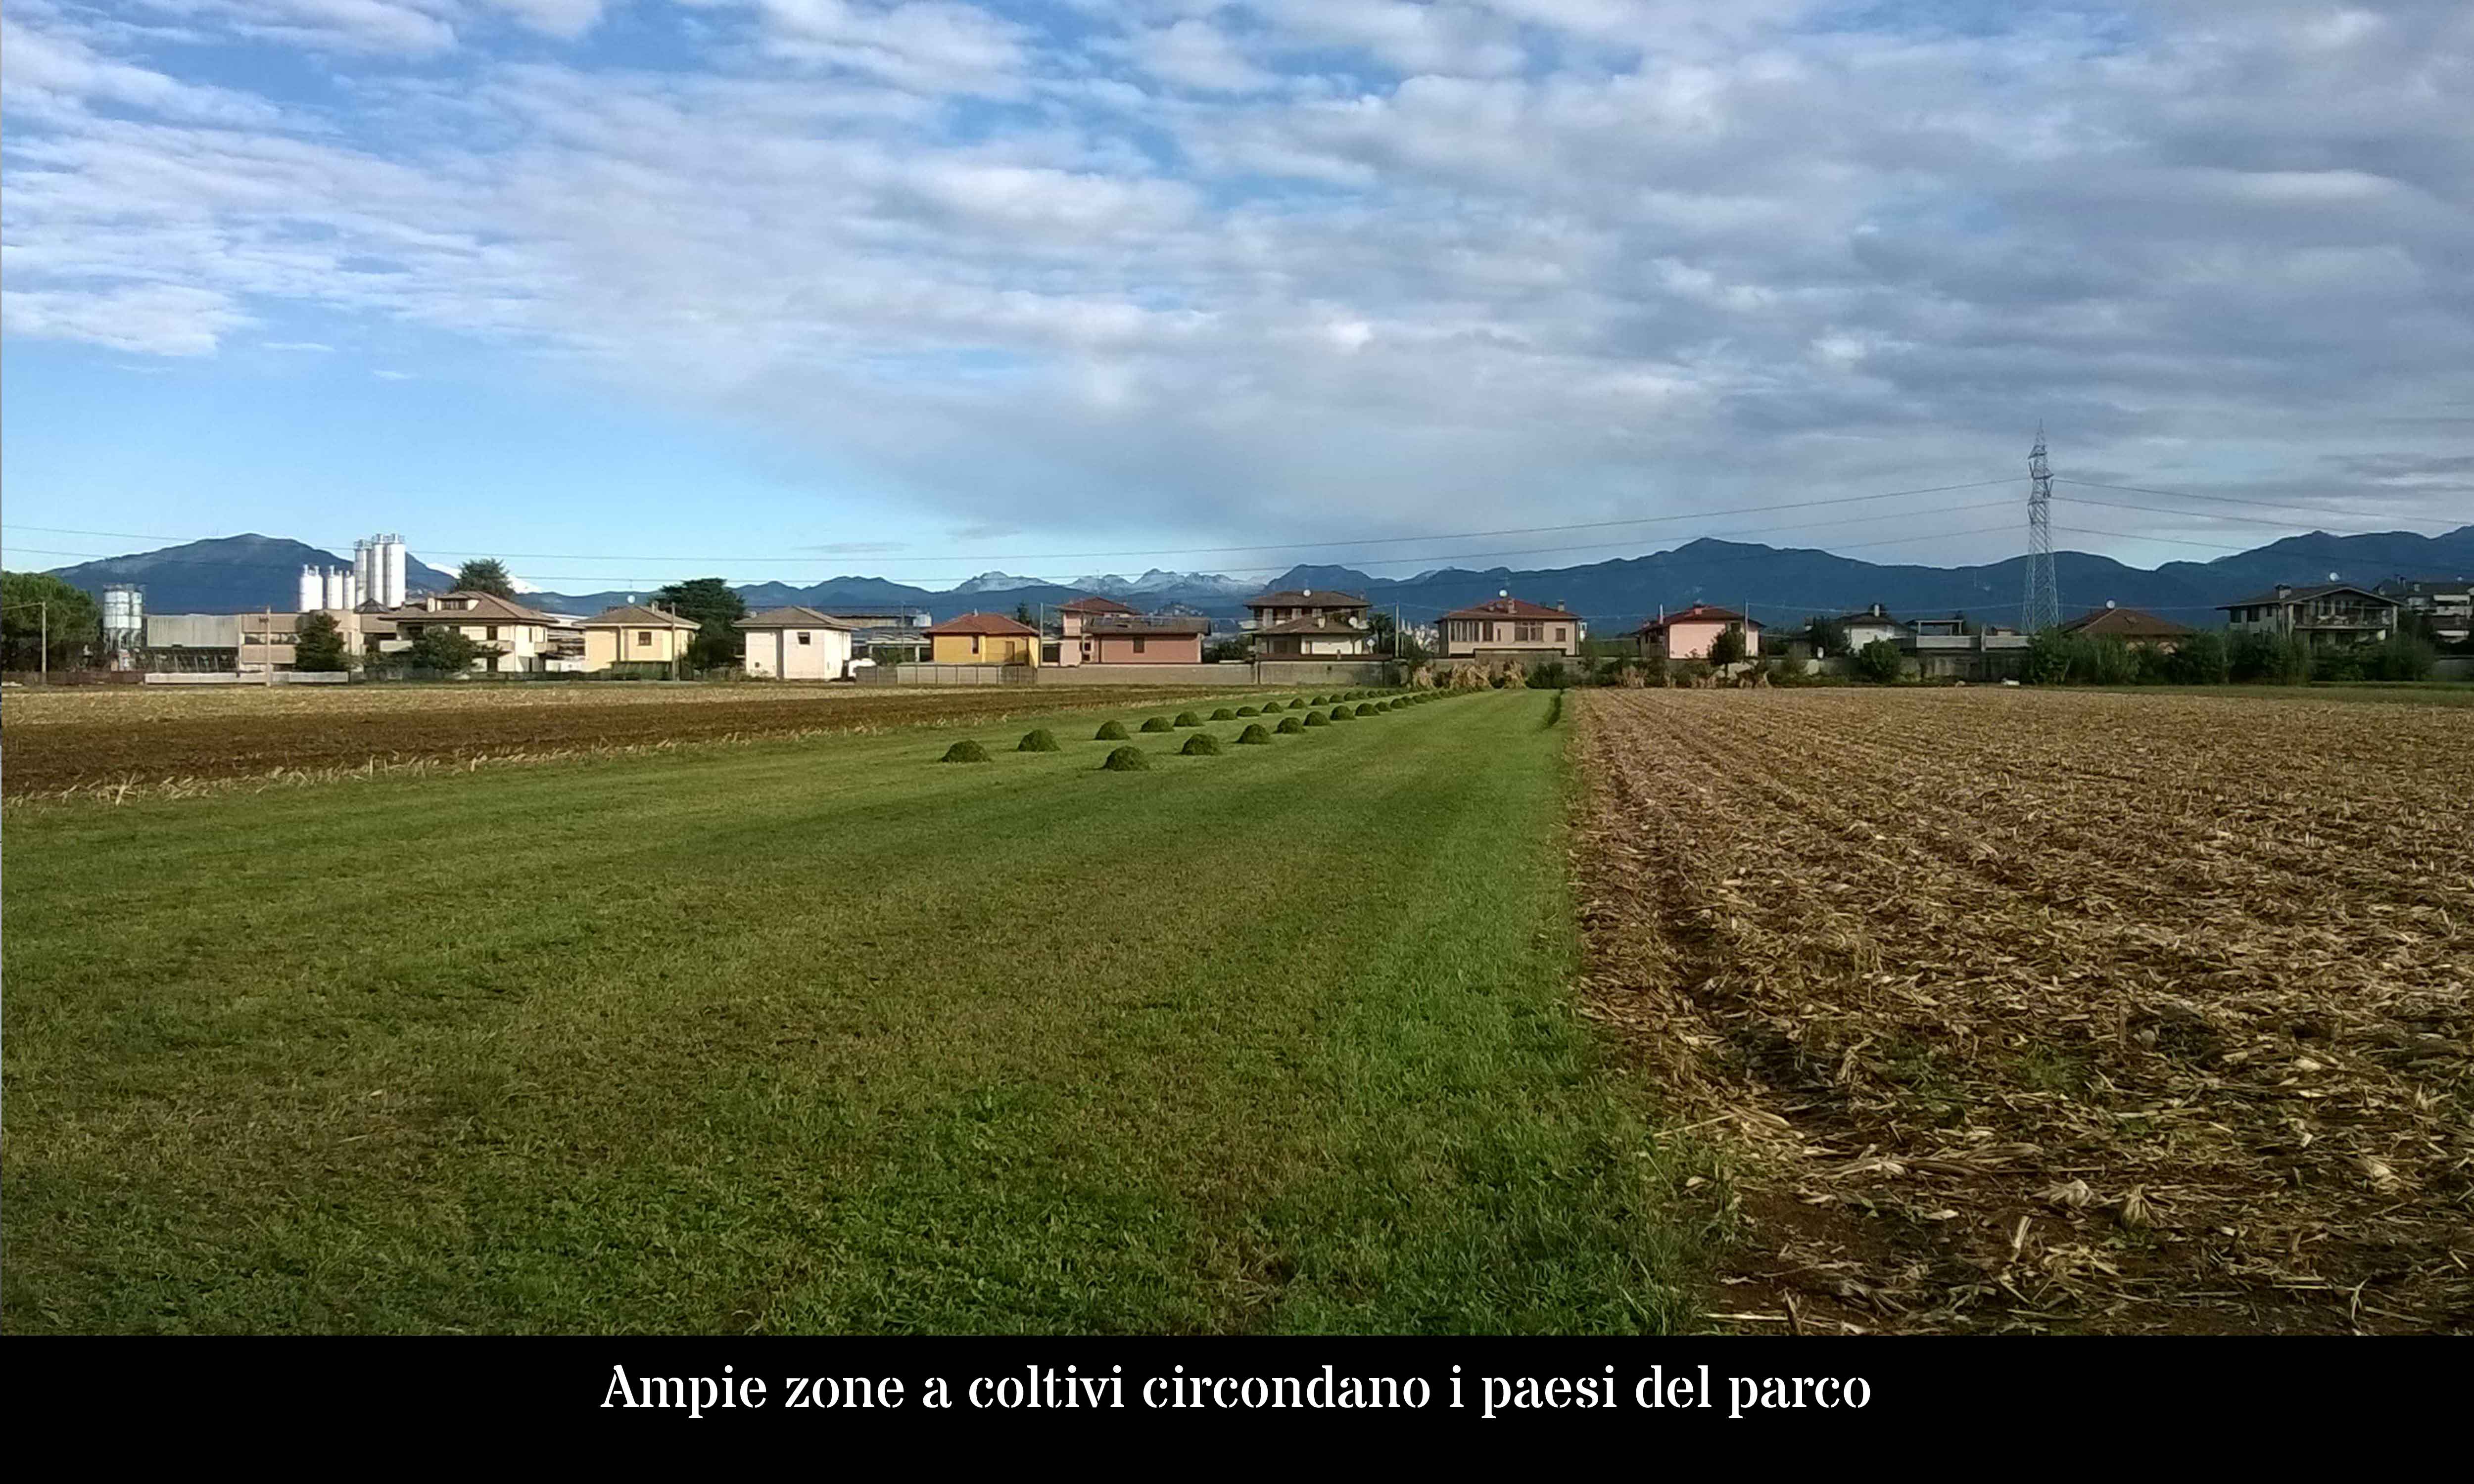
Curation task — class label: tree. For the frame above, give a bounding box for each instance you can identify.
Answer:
[1803,615,1850,657]
[655,577,747,671]
[1708,624,1748,667]
[401,626,482,674]
[455,558,517,598]
[2164,631,2229,685]
[1853,638,1903,683]
[293,610,350,672]
[1,571,101,672]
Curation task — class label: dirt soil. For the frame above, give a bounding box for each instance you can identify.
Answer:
[1572,688,2472,1334]
[0,683,1248,799]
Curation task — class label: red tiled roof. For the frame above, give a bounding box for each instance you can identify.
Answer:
[2057,605,2195,640]
[1634,603,1758,634]
[1056,596,1138,614]
[1441,596,1572,621]
[924,611,1038,637]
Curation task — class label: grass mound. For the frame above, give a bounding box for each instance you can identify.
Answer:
[1175,712,1203,728]
[1180,733,1224,756]
[1210,707,1237,721]
[1017,729,1061,752]
[1309,695,1328,705]
[1302,711,1330,727]
[940,740,991,763]
[1277,716,1307,734]
[1287,698,1306,709]
[1325,707,1351,723]
[1094,719,1130,740]
[1100,745,1151,772]
[1140,717,1175,734]
[1235,705,1259,717]
[1354,703,1378,717]
[1237,724,1273,745]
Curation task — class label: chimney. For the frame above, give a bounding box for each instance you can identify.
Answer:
[2274,584,2292,600]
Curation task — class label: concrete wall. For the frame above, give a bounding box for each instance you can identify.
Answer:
[1092,634,1204,664]
[867,658,1395,687]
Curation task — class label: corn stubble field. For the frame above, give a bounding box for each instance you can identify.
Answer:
[1575,688,2472,1334]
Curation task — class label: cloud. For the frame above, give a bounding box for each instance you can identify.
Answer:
[5,1,2472,559]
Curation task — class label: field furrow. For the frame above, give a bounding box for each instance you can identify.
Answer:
[1575,688,2473,1334]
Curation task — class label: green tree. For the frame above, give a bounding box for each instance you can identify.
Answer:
[401,626,482,674]
[293,610,350,672]
[655,577,748,670]
[2024,628,2073,684]
[1708,624,1748,666]
[1804,615,1850,657]
[1853,638,1903,683]
[455,558,517,598]
[1,572,102,671]
[2366,631,2437,682]
[2164,631,2229,685]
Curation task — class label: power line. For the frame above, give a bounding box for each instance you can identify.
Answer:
[2052,478,2392,527]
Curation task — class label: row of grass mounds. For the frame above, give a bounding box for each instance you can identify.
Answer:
[1238,724,1273,744]
[1101,744,1150,771]
[941,739,991,763]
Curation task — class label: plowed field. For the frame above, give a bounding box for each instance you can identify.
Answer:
[0,683,1282,799]
[1574,688,2472,1334]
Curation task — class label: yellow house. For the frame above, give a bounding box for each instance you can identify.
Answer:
[582,603,701,674]
[924,611,1040,665]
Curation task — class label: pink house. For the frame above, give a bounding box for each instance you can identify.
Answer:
[1636,604,1761,662]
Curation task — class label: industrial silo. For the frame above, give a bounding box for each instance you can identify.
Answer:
[299,565,323,613]
[382,535,407,608]
[101,583,145,668]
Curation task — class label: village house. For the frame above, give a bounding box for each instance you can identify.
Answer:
[1634,603,1759,662]
[581,603,700,675]
[1834,603,1904,651]
[1051,595,1137,665]
[2056,603,2196,650]
[1083,613,1210,664]
[736,606,858,680]
[2377,578,2472,645]
[925,611,1040,666]
[2218,582,2400,648]
[383,591,553,674]
[1442,594,1583,660]
[1244,589,1369,630]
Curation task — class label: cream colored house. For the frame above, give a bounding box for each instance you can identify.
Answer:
[583,603,700,674]
[737,606,858,679]
[1441,595,1583,659]
[381,591,554,674]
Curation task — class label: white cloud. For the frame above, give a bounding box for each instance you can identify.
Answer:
[3,1,2471,549]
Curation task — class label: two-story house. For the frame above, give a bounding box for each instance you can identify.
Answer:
[1634,603,1758,662]
[582,603,700,675]
[2218,583,2400,648]
[1053,596,1138,665]
[383,591,554,674]
[1441,595,1582,660]
[1243,589,1373,657]
[924,612,1040,666]
[1833,603,1905,652]
[2378,578,2471,645]
[2056,603,2195,650]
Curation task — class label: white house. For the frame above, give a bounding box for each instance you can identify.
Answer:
[736,606,858,679]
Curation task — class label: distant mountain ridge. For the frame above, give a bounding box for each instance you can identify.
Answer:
[34,525,2474,629]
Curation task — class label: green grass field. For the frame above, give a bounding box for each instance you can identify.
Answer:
[1,689,1694,1334]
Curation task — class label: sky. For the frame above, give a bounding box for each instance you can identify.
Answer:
[3,0,2470,594]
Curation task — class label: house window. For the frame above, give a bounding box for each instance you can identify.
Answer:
[1134,637,1146,654]
[636,630,652,646]
[971,636,982,655]
[797,631,811,645]
[1555,627,1567,642]
[1516,622,1542,642]
[487,626,500,641]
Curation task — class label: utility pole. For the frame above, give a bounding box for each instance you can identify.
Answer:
[2023,424,2061,633]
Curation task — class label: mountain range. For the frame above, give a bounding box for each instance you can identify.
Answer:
[32,526,2474,631]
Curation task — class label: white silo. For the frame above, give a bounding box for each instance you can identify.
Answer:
[355,540,373,607]
[299,565,324,613]
[101,583,145,667]
[323,567,347,609]
[382,535,407,608]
